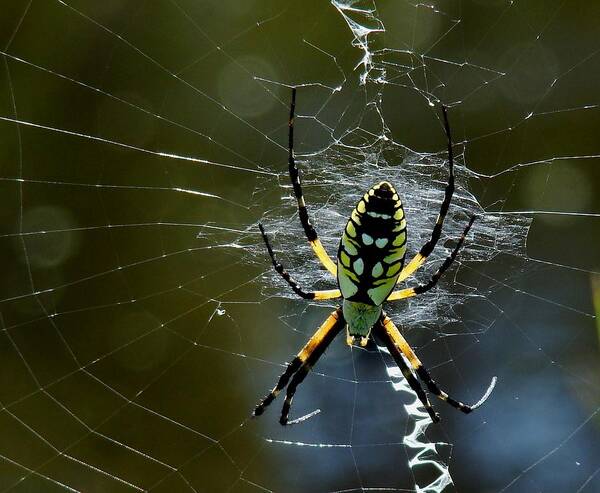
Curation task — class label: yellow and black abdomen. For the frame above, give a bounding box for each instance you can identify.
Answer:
[337,181,407,306]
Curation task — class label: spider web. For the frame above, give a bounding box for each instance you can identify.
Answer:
[0,1,599,492]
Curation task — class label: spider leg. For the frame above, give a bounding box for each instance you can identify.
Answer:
[253,308,345,424]
[387,215,474,302]
[415,364,497,414]
[287,88,337,277]
[259,223,341,300]
[373,319,439,423]
[380,314,496,417]
[279,309,346,425]
[396,105,456,284]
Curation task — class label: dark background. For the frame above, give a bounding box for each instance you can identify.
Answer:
[0,1,598,492]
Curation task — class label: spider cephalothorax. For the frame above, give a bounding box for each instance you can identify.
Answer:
[253,88,496,426]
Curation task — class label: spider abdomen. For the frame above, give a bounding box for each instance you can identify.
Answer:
[337,181,407,306]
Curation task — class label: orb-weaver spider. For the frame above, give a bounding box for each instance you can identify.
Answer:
[254,89,496,425]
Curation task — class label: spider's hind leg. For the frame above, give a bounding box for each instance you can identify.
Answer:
[286,88,337,277]
[395,105,457,284]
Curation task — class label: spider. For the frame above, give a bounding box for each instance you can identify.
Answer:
[253,88,496,425]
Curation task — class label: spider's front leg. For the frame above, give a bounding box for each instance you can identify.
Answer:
[253,308,345,425]
[379,314,496,420]
[373,319,439,423]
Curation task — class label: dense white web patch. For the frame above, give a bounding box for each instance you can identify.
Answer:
[0,1,599,493]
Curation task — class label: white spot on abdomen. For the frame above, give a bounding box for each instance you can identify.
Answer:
[375,238,388,248]
[372,262,384,278]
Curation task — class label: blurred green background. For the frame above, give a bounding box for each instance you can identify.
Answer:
[0,1,599,492]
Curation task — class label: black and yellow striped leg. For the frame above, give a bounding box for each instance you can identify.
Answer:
[373,320,439,423]
[396,105,456,283]
[287,88,337,277]
[415,366,497,414]
[279,309,345,425]
[259,223,341,300]
[387,215,475,302]
[380,314,496,420]
[253,358,302,416]
[253,308,345,424]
